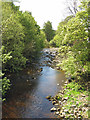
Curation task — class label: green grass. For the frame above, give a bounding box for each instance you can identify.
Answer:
[58,80,89,118]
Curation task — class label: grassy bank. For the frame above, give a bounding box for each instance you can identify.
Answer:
[55,80,89,119]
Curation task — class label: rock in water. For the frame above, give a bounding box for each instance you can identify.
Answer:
[40,68,43,72]
[50,107,57,112]
[46,96,52,100]
[55,111,59,115]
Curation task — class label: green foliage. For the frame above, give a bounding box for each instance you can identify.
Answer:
[59,81,89,118]
[1,2,45,99]
[43,21,55,41]
[0,46,11,99]
[53,1,90,80]
[20,11,45,58]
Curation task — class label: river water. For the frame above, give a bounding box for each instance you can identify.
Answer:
[2,48,66,118]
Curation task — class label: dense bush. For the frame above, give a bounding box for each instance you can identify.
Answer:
[1,2,45,99]
[52,0,90,80]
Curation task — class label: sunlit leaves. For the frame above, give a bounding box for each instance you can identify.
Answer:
[1,2,45,99]
[52,1,89,80]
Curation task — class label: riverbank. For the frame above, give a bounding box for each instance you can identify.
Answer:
[2,48,66,118]
[46,48,89,119]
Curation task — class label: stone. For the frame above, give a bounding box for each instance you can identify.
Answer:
[78,114,82,117]
[74,111,78,115]
[46,96,52,100]
[64,97,68,100]
[82,107,86,112]
[70,114,74,117]
[54,103,59,106]
[57,83,59,86]
[52,98,56,101]
[56,67,60,70]
[52,101,56,105]
[55,111,59,115]
[40,68,43,72]
[75,108,78,111]
[83,103,88,107]
[50,107,57,112]
[71,105,76,108]
[62,112,65,116]
[62,100,66,103]
[82,95,86,97]
[65,81,68,84]
[60,115,64,118]
[57,108,61,111]
[64,109,69,113]
[58,101,62,105]
[79,108,82,111]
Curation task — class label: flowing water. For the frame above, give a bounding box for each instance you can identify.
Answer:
[2,48,66,118]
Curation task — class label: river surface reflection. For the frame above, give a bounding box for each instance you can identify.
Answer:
[2,48,66,118]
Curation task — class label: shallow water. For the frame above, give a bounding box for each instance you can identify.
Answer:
[2,48,66,118]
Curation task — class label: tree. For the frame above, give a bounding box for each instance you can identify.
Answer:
[51,0,90,80]
[1,1,45,99]
[43,21,55,42]
[64,0,80,16]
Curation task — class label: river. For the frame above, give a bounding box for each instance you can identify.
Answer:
[2,48,66,118]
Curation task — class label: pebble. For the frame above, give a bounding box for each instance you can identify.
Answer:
[64,109,69,113]
[55,111,59,115]
[75,108,78,111]
[64,97,68,100]
[50,107,57,112]
[71,105,76,108]
[62,112,65,116]
[83,103,88,107]
[52,101,56,105]
[57,108,61,111]
[82,107,86,112]
[54,103,59,106]
[57,83,59,86]
[56,67,60,70]
[58,101,62,105]
[46,96,51,100]
[60,114,65,118]
[70,114,74,116]
[65,81,68,84]
[79,108,82,111]
[82,95,86,97]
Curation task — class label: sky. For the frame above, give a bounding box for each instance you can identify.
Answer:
[14,0,67,30]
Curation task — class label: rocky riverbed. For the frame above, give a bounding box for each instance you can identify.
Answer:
[44,48,89,119]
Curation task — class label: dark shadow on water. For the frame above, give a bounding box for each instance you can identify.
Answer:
[2,48,66,118]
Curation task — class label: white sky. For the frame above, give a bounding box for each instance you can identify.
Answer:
[14,0,67,30]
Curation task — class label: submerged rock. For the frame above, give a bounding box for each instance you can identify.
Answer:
[40,68,43,72]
